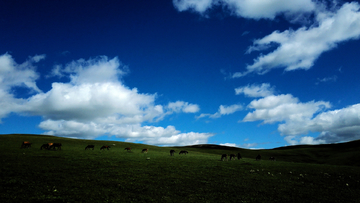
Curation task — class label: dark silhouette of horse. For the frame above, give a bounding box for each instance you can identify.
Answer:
[256,154,261,161]
[221,154,228,161]
[170,150,175,156]
[85,145,95,150]
[141,149,148,153]
[49,143,62,150]
[124,147,131,152]
[179,150,188,155]
[40,143,53,150]
[229,154,236,160]
[100,146,110,150]
[237,153,242,160]
[21,141,32,149]
[269,157,276,161]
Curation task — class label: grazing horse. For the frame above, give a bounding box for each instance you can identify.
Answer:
[269,157,276,161]
[229,154,236,160]
[85,145,95,150]
[40,143,53,150]
[49,143,62,150]
[237,153,242,160]
[170,150,175,156]
[100,146,110,150]
[21,141,32,149]
[221,154,228,161]
[256,154,261,161]
[179,150,188,155]
[124,147,131,152]
[141,149,148,153]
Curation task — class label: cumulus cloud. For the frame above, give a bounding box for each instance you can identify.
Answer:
[0,53,45,121]
[279,103,360,143]
[239,86,360,145]
[0,53,211,145]
[233,2,360,77]
[235,83,275,97]
[197,104,242,119]
[173,0,315,19]
[243,94,331,124]
[0,53,44,93]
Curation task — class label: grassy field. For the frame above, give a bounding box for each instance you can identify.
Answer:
[1,134,360,203]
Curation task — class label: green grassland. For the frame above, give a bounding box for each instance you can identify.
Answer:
[1,134,360,203]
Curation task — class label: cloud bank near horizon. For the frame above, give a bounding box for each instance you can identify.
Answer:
[0,53,213,146]
[236,83,360,145]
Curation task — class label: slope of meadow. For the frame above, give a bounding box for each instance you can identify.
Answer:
[1,134,360,203]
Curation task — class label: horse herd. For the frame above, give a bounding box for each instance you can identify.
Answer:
[21,141,62,150]
[21,141,275,161]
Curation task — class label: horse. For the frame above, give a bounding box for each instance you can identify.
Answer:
[170,150,175,156]
[179,150,188,155]
[229,154,236,160]
[40,143,53,150]
[269,157,276,161]
[21,141,32,149]
[49,143,62,150]
[141,149,148,153]
[85,145,95,150]
[221,154,228,161]
[100,146,110,150]
[256,154,261,161]
[237,153,242,160]
[124,147,131,152]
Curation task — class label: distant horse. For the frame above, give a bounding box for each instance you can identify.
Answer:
[256,154,261,161]
[141,149,148,153]
[221,154,228,161]
[179,150,188,155]
[40,143,53,150]
[237,153,242,160]
[100,145,110,150]
[229,154,236,160]
[49,143,62,150]
[85,145,95,150]
[124,147,131,152]
[170,150,175,156]
[100,146,110,150]
[269,157,276,161]
[21,141,32,149]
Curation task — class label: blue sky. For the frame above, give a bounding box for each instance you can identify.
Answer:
[1,0,360,149]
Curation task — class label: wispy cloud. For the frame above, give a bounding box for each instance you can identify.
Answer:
[173,0,315,20]
[233,2,360,77]
[235,83,275,98]
[316,75,338,85]
[197,104,242,119]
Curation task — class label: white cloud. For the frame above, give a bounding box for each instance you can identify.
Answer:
[284,135,326,145]
[222,0,315,20]
[0,53,43,93]
[173,0,315,19]
[0,54,210,145]
[172,0,215,13]
[198,104,242,119]
[241,89,360,145]
[316,75,338,84]
[235,83,275,97]
[219,143,237,147]
[279,103,360,143]
[234,2,360,77]
[167,101,200,113]
[0,53,45,121]
[243,94,331,124]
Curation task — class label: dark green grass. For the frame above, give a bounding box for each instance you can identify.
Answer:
[1,134,360,202]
